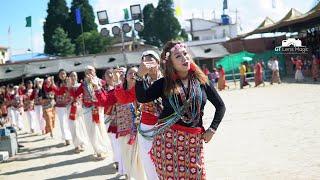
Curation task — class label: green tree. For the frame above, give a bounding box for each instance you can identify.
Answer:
[52,27,75,56]
[176,28,189,41]
[68,0,98,46]
[75,31,111,55]
[153,0,181,46]
[43,0,69,54]
[138,4,160,46]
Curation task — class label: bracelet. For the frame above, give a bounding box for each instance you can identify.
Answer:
[207,127,216,133]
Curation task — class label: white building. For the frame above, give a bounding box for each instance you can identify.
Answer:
[185,16,238,46]
[0,46,9,64]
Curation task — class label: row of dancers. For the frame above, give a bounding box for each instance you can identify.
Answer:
[0,41,226,179]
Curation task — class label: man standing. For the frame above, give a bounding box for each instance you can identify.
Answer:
[268,57,281,85]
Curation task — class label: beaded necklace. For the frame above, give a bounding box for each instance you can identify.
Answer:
[138,76,203,140]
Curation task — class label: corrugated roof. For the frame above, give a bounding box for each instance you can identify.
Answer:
[0,50,161,81]
[10,53,50,62]
[188,43,229,60]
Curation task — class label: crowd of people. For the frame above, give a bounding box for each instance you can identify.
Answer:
[201,57,285,91]
[0,41,226,180]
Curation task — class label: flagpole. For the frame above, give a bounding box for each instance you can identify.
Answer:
[80,22,86,55]
[8,26,12,60]
[31,25,34,58]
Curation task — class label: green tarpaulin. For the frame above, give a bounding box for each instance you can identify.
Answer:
[216,51,256,74]
[216,50,286,75]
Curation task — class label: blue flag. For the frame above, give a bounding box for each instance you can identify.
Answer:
[223,0,228,10]
[75,8,82,25]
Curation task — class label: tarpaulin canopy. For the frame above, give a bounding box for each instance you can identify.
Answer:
[216,50,287,75]
[233,4,320,39]
[216,51,256,73]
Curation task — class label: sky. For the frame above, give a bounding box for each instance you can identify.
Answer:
[0,0,317,55]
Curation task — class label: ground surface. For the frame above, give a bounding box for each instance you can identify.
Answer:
[1,78,320,180]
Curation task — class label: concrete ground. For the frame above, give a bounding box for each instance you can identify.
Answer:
[1,78,320,180]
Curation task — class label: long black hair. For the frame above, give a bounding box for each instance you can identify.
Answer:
[57,69,67,87]
[123,66,137,90]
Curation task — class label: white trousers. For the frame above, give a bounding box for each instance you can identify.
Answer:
[13,108,24,130]
[26,110,40,132]
[35,105,46,131]
[295,70,304,81]
[119,134,146,180]
[56,107,72,141]
[105,116,121,163]
[7,107,15,126]
[138,123,159,180]
[83,107,108,154]
[68,106,87,147]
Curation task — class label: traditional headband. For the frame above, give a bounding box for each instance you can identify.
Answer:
[164,43,187,62]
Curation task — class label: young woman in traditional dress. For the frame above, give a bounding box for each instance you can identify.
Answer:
[136,41,226,179]
[49,69,72,145]
[137,50,162,180]
[103,68,121,169]
[10,86,25,131]
[70,66,108,160]
[41,77,56,138]
[23,80,40,133]
[113,66,146,179]
[32,78,46,135]
[67,71,87,153]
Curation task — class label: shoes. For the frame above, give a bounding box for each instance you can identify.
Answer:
[74,147,81,154]
[79,145,85,152]
[95,153,107,161]
[65,140,71,146]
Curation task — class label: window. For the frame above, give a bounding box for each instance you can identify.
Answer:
[193,36,200,41]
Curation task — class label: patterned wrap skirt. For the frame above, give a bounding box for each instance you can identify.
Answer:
[151,124,206,180]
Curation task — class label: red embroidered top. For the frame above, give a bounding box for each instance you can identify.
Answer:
[71,81,107,108]
[10,94,23,108]
[51,84,70,107]
[23,89,34,111]
[31,88,42,105]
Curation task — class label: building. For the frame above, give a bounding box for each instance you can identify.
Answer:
[185,15,238,44]
[0,46,9,64]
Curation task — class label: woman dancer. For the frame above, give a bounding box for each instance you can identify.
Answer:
[32,78,46,134]
[136,41,226,179]
[71,66,108,160]
[137,50,162,180]
[68,71,87,153]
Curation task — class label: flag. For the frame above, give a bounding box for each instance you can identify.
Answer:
[223,0,228,10]
[26,16,32,27]
[123,8,129,20]
[75,8,82,25]
[175,6,182,16]
[175,0,183,16]
[272,0,276,8]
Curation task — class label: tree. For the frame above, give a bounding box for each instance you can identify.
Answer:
[153,0,181,46]
[75,31,111,55]
[51,27,75,56]
[68,0,98,45]
[43,0,69,54]
[176,28,189,41]
[139,1,182,47]
[138,4,160,46]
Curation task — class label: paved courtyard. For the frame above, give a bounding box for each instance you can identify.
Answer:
[1,79,320,180]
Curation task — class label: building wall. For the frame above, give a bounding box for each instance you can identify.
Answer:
[0,48,9,64]
[189,19,238,41]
